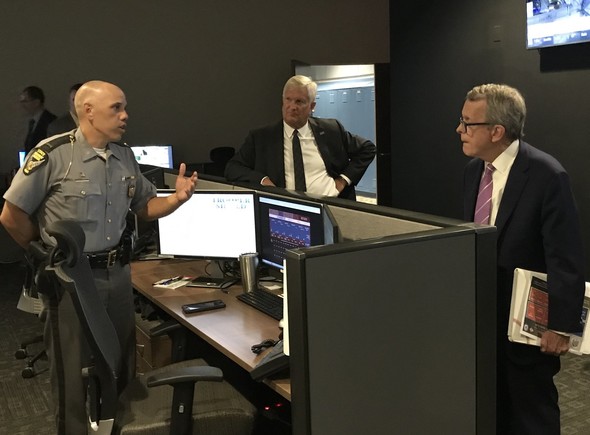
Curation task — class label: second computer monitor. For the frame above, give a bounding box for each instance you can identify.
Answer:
[156,190,257,259]
[131,144,174,168]
[257,193,329,270]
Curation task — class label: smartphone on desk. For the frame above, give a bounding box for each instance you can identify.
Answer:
[182,299,226,314]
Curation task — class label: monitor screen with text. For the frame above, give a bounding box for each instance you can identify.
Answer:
[156,190,257,259]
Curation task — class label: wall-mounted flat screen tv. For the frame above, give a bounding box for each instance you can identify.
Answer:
[527,0,590,49]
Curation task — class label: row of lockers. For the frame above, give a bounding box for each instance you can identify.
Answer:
[313,86,376,196]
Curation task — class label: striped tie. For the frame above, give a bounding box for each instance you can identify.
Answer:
[474,163,495,224]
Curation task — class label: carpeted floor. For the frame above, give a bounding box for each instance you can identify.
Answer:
[1,260,590,434]
[0,261,53,435]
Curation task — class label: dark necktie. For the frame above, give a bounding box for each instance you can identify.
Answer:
[27,118,35,135]
[292,130,306,191]
[474,163,495,224]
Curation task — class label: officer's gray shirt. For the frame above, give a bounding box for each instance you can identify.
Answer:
[4,129,156,252]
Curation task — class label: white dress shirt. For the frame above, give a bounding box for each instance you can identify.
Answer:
[282,121,341,196]
[489,139,519,225]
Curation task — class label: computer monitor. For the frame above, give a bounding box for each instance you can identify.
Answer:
[18,150,26,167]
[156,190,257,259]
[131,144,174,168]
[256,193,329,270]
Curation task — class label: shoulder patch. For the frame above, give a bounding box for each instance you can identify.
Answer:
[23,133,74,176]
[23,148,49,175]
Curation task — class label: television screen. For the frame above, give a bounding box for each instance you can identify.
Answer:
[257,193,327,270]
[156,190,257,260]
[131,144,174,168]
[527,0,590,49]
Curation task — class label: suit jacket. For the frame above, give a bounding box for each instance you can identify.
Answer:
[24,109,57,152]
[224,117,376,200]
[464,140,585,363]
[47,112,77,137]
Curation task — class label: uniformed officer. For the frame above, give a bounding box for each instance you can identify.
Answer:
[0,80,198,434]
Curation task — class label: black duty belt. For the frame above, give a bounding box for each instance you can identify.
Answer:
[86,246,129,269]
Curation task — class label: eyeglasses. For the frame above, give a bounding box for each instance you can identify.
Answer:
[459,117,492,133]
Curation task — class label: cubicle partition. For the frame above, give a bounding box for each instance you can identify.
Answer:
[166,174,497,434]
[285,200,496,435]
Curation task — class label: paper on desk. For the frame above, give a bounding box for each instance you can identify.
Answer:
[153,276,194,290]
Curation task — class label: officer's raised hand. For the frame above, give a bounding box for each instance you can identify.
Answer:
[175,163,198,203]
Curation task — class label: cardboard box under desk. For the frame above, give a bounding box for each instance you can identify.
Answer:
[135,317,172,374]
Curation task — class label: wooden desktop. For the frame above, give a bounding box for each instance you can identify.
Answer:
[130,258,291,400]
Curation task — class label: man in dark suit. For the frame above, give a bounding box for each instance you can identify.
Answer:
[459,83,585,435]
[47,83,83,136]
[20,86,56,152]
[224,75,376,200]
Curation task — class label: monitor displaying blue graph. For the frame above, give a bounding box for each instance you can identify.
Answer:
[257,193,326,269]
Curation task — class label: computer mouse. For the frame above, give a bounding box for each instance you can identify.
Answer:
[220,278,240,290]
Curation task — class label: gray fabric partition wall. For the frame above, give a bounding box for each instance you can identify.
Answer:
[287,223,496,434]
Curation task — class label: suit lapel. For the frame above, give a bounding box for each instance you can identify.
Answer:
[269,121,286,187]
[309,118,331,169]
[494,141,530,237]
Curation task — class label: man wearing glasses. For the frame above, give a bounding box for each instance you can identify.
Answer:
[458,83,585,435]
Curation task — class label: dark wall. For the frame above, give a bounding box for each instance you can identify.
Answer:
[0,0,389,176]
[389,1,590,274]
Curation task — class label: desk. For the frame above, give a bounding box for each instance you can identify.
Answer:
[130,258,291,400]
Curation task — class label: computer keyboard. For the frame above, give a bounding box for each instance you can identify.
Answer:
[236,289,283,320]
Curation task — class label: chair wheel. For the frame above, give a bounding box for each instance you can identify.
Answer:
[21,367,36,378]
[15,349,28,359]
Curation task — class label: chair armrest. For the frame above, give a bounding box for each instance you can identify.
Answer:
[149,318,182,337]
[148,318,188,363]
[146,366,223,387]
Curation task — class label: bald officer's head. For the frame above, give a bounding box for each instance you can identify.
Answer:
[75,80,128,148]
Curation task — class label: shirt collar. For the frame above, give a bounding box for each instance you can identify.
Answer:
[283,120,311,138]
[491,139,519,175]
[30,110,43,124]
[74,128,123,162]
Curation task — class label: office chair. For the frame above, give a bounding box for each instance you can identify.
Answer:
[2,220,47,378]
[204,146,235,177]
[40,220,256,435]
[14,270,47,378]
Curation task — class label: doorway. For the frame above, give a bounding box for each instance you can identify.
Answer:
[295,64,378,203]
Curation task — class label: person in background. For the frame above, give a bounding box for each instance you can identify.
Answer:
[1,80,198,434]
[224,75,376,200]
[20,85,57,152]
[458,83,585,435]
[47,82,84,136]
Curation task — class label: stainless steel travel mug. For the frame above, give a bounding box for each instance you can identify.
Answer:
[239,252,259,292]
